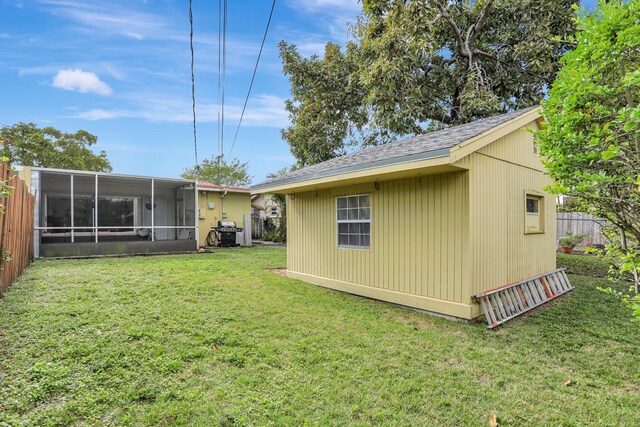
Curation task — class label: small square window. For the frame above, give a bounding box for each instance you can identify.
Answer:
[525,193,544,234]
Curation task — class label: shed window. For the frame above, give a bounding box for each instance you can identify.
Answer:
[525,194,544,234]
[337,195,370,248]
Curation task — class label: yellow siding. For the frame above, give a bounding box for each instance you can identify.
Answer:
[197,191,251,245]
[464,122,556,295]
[285,120,555,320]
[287,172,472,317]
[475,122,543,171]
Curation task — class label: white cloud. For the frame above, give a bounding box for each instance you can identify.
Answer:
[296,41,329,57]
[292,0,360,14]
[71,93,288,128]
[52,69,113,95]
[41,0,170,41]
[21,62,128,81]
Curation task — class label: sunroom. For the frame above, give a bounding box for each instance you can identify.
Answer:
[25,167,198,258]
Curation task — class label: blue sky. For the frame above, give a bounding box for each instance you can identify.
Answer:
[0,0,360,183]
[1,0,600,184]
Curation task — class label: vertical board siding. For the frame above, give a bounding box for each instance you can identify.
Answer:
[287,171,470,304]
[286,120,553,312]
[467,123,556,295]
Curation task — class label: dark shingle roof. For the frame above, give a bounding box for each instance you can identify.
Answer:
[253,107,538,191]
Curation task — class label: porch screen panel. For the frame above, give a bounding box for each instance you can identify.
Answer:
[72,174,97,242]
[98,175,150,242]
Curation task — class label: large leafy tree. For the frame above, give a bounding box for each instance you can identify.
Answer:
[280,0,577,166]
[279,42,382,166]
[181,156,251,187]
[0,122,111,172]
[537,0,640,318]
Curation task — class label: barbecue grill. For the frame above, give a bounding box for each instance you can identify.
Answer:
[213,220,243,247]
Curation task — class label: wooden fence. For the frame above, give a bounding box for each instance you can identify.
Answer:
[0,163,36,296]
[251,212,264,240]
[557,212,608,246]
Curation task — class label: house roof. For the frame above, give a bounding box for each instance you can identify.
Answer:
[197,181,251,193]
[252,107,540,193]
[23,166,195,184]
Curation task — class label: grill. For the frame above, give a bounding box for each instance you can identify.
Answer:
[212,221,243,247]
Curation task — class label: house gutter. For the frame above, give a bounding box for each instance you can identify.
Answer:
[252,148,451,194]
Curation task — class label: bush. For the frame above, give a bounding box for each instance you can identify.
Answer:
[263,218,276,233]
[557,253,611,278]
[558,231,586,249]
[263,229,286,243]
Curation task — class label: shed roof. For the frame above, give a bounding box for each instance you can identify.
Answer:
[252,106,540,193]
[197,181,251,193]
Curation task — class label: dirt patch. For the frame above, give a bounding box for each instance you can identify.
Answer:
[270,268,288,277]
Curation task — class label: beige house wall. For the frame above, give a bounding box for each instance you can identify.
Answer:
[197,191,251,246]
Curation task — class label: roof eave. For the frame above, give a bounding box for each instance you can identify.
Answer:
[197,187,251,194]
[251,151,454,194]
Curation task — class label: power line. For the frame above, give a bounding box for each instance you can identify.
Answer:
[188,0,198,166]
[220,0,228,156]
[217,0,221,156]
[228,0,276,157]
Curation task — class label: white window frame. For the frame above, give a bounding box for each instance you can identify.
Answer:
[524,191,545,234]
[336,194,371,250]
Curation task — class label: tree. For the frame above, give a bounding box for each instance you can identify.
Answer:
[0,122,111,172]
[279,42,386,166]
[181,156,251,187]
[536,0,640,320]
[280,0,578,166]
[264,167,291,242]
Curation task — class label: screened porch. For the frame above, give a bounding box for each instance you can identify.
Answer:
[30,168,197,257]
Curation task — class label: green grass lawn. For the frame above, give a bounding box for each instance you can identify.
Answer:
[557,253,613,279]
[0,248,638,426]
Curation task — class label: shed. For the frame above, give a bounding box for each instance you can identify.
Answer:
[252,107,556,321]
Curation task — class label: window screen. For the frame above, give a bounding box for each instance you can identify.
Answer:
[45,195,94,231]
[336,195,370,248]
[526,197,539,214]
[98,197,137,227]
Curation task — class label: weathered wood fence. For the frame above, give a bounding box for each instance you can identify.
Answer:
[557,212,608,246]
[251,212,264,240]
[0,163,36,296]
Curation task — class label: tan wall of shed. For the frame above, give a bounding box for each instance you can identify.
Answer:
[287,172,475,319]
[286,120,555,319]
[197,191,251,245]
[459,122,557,295]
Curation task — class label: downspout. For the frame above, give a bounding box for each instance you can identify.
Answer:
[220,189,228,220]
